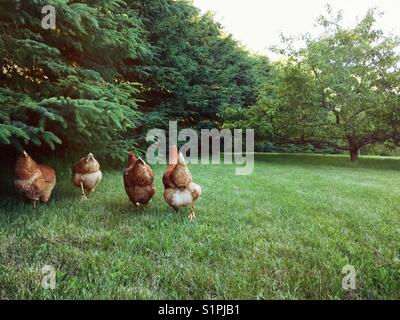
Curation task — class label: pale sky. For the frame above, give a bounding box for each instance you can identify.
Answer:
[193,0,400,59]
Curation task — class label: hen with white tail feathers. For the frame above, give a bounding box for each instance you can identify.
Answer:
[162,145,202,221]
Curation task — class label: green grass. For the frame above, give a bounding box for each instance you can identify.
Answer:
[0,154,399,299]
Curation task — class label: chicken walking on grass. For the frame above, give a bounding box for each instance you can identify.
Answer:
[72,153,102,201]
[163,145,202,221]
[14,151,56,207]
[123,151,155,207]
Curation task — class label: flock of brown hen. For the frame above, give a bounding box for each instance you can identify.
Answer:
[14,145,201,221]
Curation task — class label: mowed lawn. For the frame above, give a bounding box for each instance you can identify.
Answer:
[0,154,399,299]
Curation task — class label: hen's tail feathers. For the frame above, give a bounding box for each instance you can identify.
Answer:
[168,145,178,166]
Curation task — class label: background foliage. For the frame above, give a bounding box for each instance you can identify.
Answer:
[222,7,400,161]
[1,2,399,163]
[0,0,269,162]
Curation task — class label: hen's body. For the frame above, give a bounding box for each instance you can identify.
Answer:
[72,153,102,200]
[14,151,56,205]
[163,145,201,221]
[124,152,155,205]
[72,171,102,191]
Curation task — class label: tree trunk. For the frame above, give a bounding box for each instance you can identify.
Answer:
[347,136,360,162]
[349,146,359,162]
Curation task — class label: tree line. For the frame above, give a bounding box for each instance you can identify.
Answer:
[1,1,399,163]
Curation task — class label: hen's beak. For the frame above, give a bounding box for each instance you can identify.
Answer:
[138,157,145,165]
[22,150,28,158]
[87,153,94,160]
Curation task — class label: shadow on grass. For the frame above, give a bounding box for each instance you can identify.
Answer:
[0,177,32,222]
[0,199,45,227]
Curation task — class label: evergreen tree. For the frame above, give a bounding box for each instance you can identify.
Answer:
[128,0,270,134]
[0,0,151,160]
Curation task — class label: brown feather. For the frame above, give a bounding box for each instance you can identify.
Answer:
[170,155,192,188]
[72,154,100,175]
[123,153,155,205]
[162,146,201,213]
[14,151,56,203]
[71,153,102,192]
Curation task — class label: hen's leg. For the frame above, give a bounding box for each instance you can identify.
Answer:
[33,200,38,208]
[188,203,196,221]
[80,182,88,201]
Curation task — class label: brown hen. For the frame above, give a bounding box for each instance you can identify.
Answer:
[123,151,155,206]
[163,145,201,221]
[14,151,56,207]
[72,153,102,201]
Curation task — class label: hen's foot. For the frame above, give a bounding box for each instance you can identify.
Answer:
[81,195,88,201]
[188,210,196,222]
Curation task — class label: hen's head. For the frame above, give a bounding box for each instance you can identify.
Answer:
[129,157,154,184]
[19,150,32,165]
[15,151,37,179]
[179,152,186,164]
[170,151,192,188]
[134,157,146,168]
[78,153,100,173]
[173,151,190,176]
[176,151,187,168]
[127,151,137,167]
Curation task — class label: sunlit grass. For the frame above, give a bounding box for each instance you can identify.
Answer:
[0,154,399,299]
